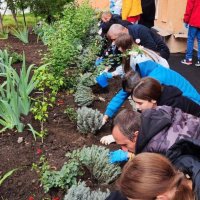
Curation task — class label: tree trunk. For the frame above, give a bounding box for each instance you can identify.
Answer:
[12,10,19,28]
[20,0,26,26]
[0,4,8,32]
[0,13,3,31]
[22,8,26,26]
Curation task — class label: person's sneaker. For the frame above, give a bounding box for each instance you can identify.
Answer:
[195,60,200,67]
[181,58,192,65]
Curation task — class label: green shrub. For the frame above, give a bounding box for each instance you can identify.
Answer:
[77,107,103,134]
[64,106,77,122]
[32,22,56,44]
[74,85,95,107]
[66,145,121,184]
[41,160,80,192]
[44,2,97,76]
[35,146,121,192]
[78,73,96,87]
[76,28,103,72]
[64,181,110,200]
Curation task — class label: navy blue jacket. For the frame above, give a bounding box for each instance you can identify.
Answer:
[128,24,170,60]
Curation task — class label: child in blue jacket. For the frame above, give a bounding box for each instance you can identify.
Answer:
[102,60,200,124]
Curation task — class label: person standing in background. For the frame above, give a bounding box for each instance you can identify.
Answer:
[139,0,155,28]
[110,0,122,15]
[181,0,200,66]
[121,0,142,24]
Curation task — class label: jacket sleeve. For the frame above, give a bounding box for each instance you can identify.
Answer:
[184,0,195,23]
[104,89,129,118]
[170,96,200,117]
[122,0,132,20]
[138,28,158,52]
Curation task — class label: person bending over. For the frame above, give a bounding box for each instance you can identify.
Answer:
[106,153,194,200]
[105,108,200,199]
[102,54,200,124]
[107,24,170,60]
[130,76,200,117]
[100,12,131,35]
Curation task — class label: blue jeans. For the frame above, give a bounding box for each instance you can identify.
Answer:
[186,26,200,60]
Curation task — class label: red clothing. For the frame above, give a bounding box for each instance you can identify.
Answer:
[127,15,140,23]
[184,0,200,28]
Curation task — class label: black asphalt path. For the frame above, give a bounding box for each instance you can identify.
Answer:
[169,53,200,92]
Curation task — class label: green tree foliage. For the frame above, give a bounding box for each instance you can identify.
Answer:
[28,0,74,23]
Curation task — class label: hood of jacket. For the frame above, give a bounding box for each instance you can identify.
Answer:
[135,106,172,154]
[136,60,160,77]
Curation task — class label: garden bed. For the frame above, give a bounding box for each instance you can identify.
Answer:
[0,32,131,199]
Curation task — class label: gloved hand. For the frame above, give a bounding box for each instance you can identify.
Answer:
[106,72,113,78]
[109,149,129,164]
[184,23,189,29]
[96,72,113,88]
[95,57,104,66]
[100,134,115,145]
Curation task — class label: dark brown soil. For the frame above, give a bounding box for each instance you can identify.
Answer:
[0,32,131,200]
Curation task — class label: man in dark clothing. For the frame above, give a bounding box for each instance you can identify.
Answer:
[139,0,156,28]
[107,24,170,60]
[106,107,200,199]
[100,12,131,35]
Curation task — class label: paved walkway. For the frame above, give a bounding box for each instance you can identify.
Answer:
[169,53,200,92]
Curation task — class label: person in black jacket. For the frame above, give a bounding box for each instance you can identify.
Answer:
[107,23,170,60]
[139,0,156,28]
[130,76,200,117]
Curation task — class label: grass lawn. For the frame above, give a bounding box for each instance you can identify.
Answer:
[3,13,39,28]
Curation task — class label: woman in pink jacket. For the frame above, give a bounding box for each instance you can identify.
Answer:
[181,0,200,66]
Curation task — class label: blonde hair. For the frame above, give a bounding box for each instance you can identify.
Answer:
[118,153,194,200]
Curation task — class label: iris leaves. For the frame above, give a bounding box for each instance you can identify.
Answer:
[0,54,37,132]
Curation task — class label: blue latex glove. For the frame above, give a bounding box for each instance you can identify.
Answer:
[109,149,129,164]
[106,72,113,79]
[184,23,189,29]
[95,57,104,66]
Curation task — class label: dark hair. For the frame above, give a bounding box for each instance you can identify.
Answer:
[132,77,162,101]
[115,33,133,51]
[113,109,141,140]
[122,70,141,93]
[118,153,194,200]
